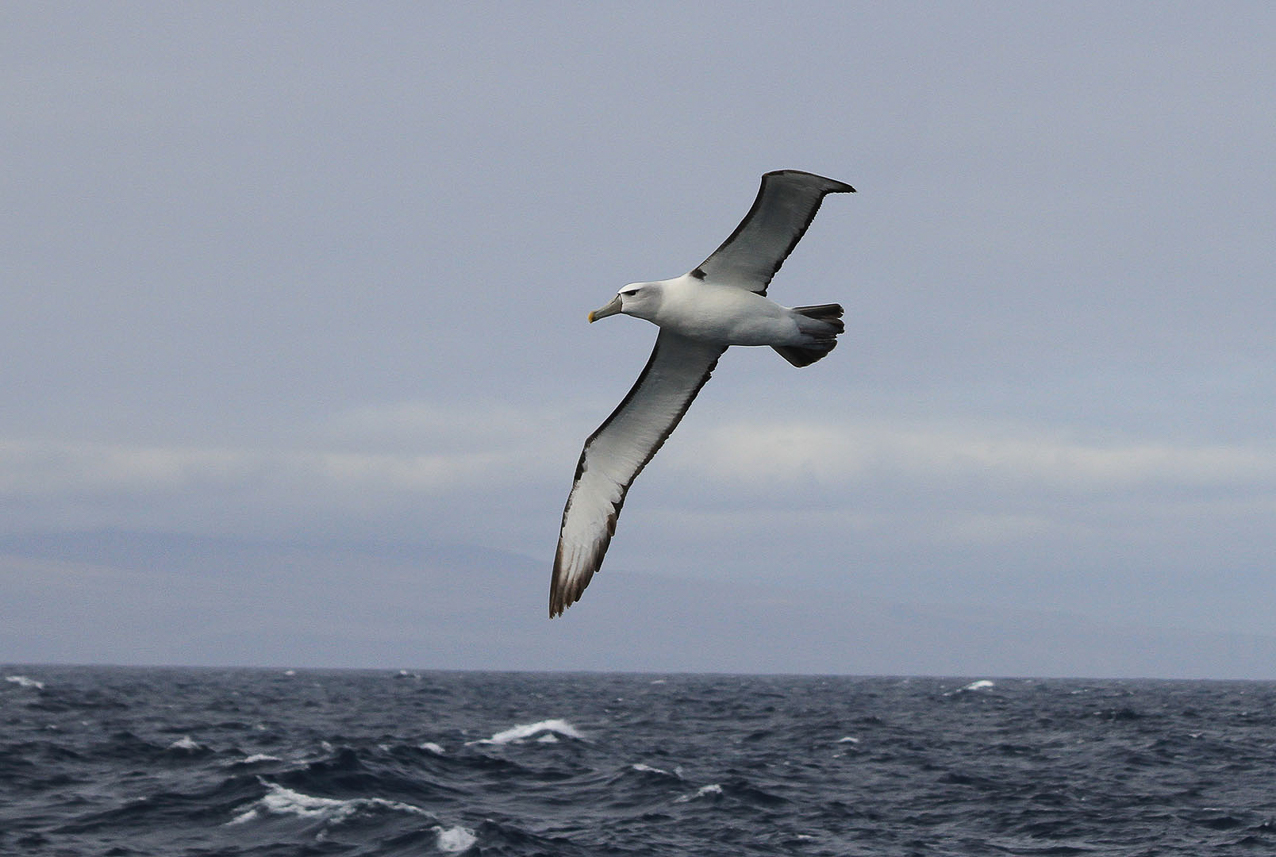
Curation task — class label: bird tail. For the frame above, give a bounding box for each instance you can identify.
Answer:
[773,304,844,367]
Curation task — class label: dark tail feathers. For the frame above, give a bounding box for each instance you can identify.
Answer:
[772,304,844,367]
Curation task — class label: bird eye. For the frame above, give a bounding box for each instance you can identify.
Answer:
[621,289,638,297]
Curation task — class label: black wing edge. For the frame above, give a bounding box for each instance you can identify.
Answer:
[550,335,726,617]
[701,169,857,293]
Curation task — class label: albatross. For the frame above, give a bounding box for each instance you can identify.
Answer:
[550,170,855,617]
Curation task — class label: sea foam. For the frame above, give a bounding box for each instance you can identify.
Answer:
[434,824,478,853]
[947,679,995,696]
[167,736,203,752]
[470,718,585,745]
[675,783,723,803]
[239,753,282,764]
[229,782,430,826]
[5,675,45,689]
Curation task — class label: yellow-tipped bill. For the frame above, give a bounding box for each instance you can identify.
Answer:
[588,294,622,323]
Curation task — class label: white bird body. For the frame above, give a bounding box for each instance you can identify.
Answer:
[618,276,810,347]
[550,170,855,617]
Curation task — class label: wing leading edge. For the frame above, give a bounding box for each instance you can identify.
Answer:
[550,331,726,616]
[695,170,856,294]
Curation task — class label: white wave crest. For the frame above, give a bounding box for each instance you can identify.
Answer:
[434,824,478,853]
[675,783,723,803]
[420,741,446,754]
[5,675,44,689]
[228,782,430,826]
[168,736,203,751]
[947,679,995,696]
[470,718,584,746]
[239,753,282,764]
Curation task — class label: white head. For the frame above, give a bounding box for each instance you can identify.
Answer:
[589,282,663,323]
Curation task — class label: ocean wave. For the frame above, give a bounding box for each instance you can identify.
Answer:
[469,718,585,745]
[675,783,723,803]
[234,753,283,765]
[167,736,207,753]
[629,762,676,777]
[88,730,175,761]
[434,824,478,853]
[947,679,996,696]
[5,674,45,689]
[228,781,432,826]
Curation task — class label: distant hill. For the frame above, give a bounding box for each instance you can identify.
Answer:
[3,531,1273,679]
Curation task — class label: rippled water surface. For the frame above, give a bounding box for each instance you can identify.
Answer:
[3,667,1274,855]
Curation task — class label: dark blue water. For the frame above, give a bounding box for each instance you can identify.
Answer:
[2,667,1274,856]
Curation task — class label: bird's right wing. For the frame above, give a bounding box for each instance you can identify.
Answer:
[551,330,726,616]
[694,170,855,294]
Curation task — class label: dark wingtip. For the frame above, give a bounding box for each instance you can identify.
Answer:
[549,573,587,618]
[549,543,601,619]
[549,582,562,618]
[549,575,572,618]
[764,169,855,194]
[548,560,575,619]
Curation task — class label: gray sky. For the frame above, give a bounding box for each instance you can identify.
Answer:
[3,4,1275,671]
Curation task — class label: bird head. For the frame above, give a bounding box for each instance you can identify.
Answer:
[589,282,661,323]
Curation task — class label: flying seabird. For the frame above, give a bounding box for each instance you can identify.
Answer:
[550,170,855,617]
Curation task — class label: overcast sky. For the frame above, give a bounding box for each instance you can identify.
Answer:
[3,4,1274,668]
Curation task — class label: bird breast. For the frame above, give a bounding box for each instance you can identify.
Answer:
[652,278,800,346]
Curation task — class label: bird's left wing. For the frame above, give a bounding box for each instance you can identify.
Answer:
[551,330,726,616]
[694,170,855,294]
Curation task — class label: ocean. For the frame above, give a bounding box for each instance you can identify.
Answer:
[2,667,1273,856]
